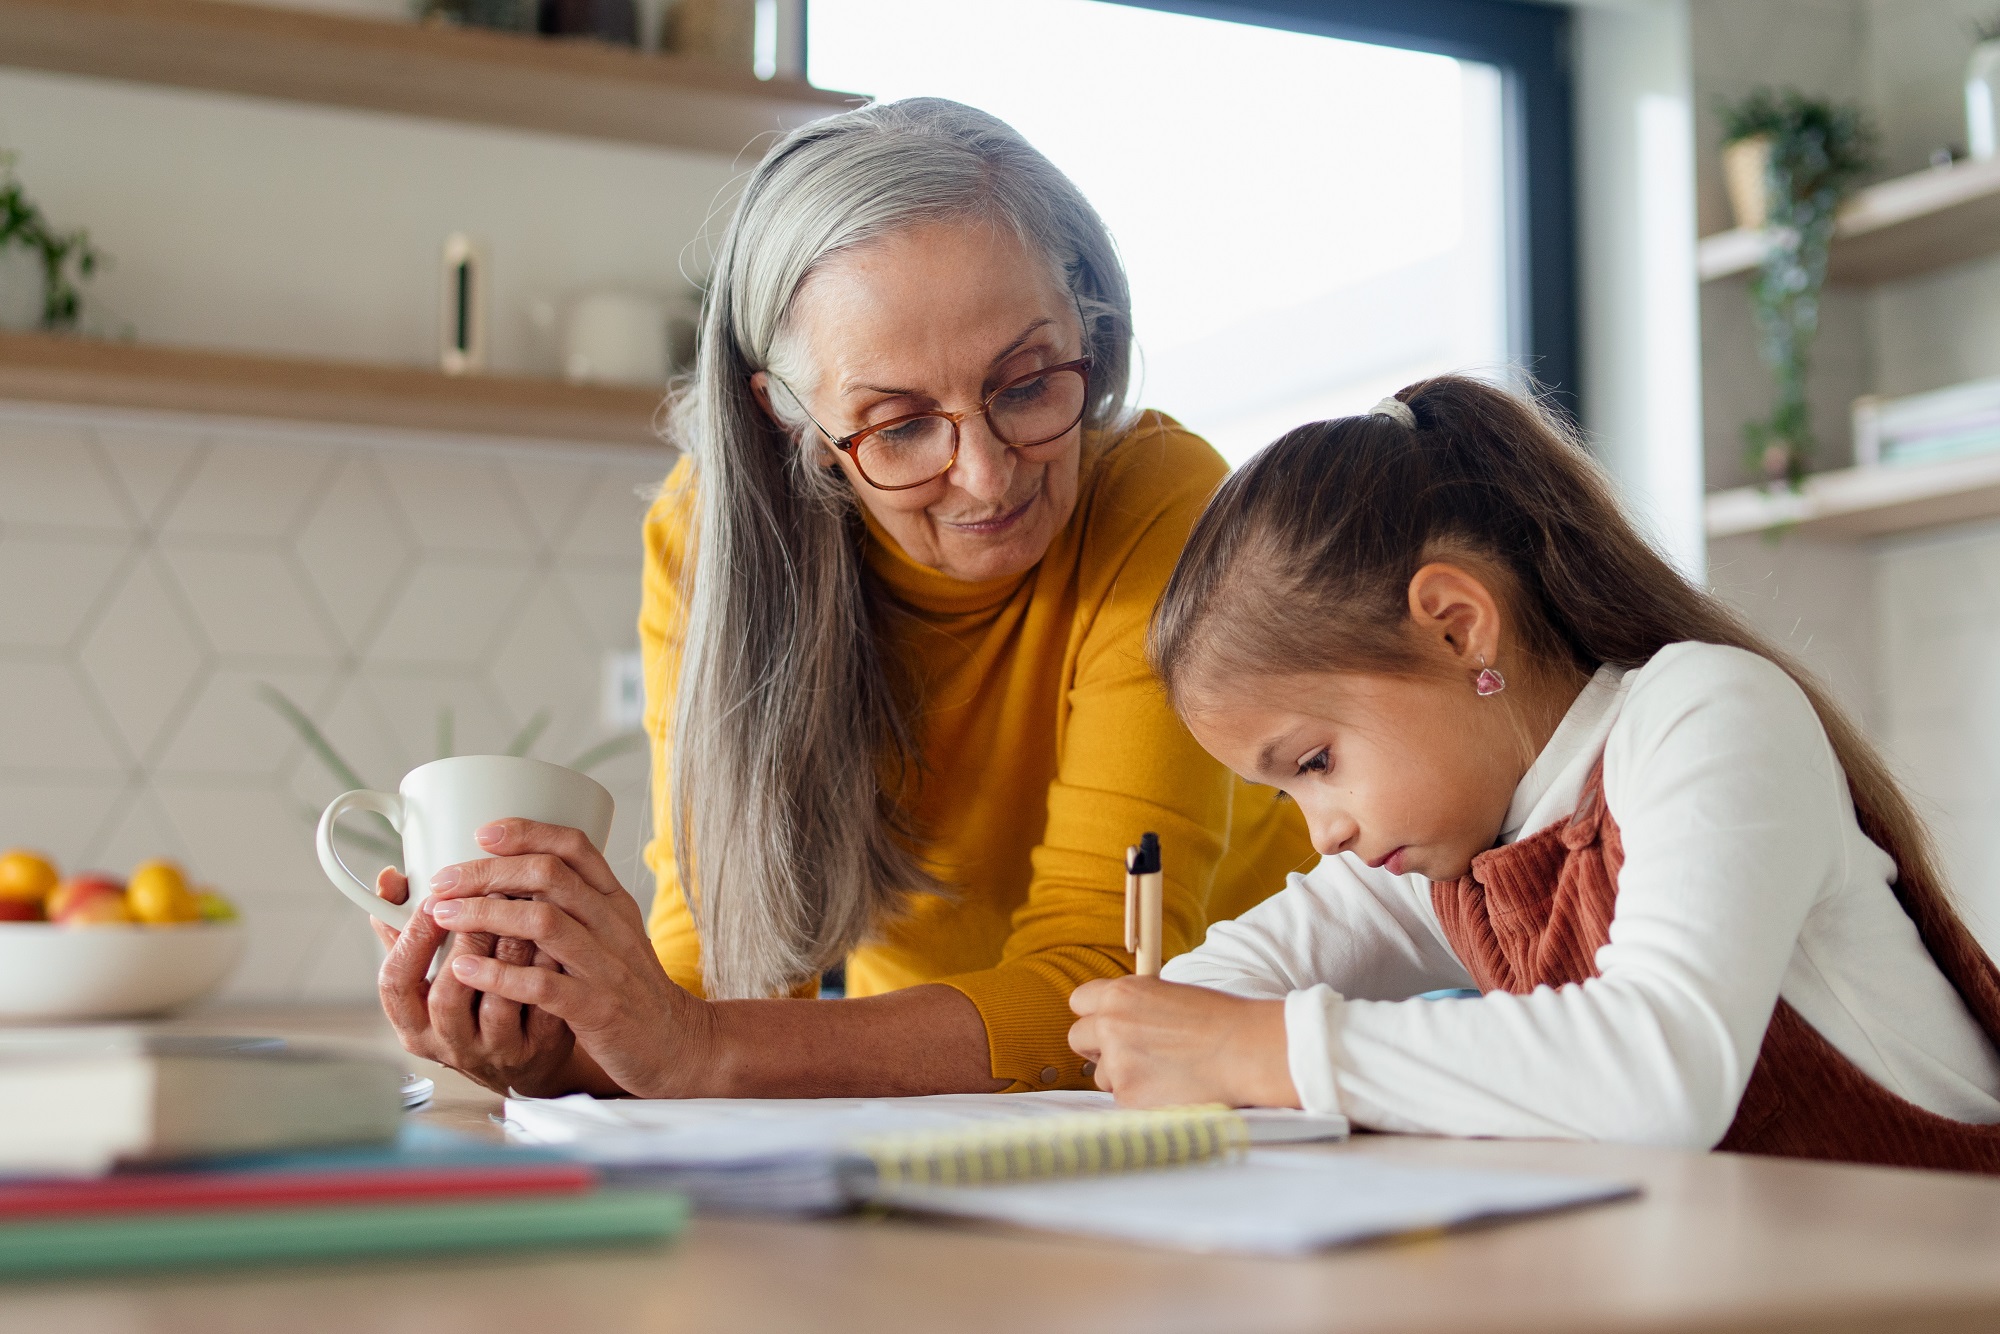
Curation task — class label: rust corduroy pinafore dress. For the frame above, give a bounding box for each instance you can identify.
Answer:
[1429,763,2000,1172]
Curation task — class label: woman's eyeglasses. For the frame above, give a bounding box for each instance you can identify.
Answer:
[772,359,1091,491]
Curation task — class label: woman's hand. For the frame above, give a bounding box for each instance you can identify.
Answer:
[370,868,584,1097]
[1067,976,1299,1109]
[419,820,718,1100]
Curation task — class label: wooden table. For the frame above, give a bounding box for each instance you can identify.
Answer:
[5,1005,2000,1334]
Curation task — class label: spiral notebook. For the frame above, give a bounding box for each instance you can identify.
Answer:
[504,1090,1345,1214]
[505,1093,1633,1254]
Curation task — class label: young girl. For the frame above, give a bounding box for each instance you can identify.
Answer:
[1067,374,2000,1169]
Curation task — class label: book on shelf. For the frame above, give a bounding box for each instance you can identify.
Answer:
[1855,375,2000,468]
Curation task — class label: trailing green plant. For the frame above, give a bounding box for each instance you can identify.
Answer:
[258,683,647,868]
[411,0,535,31]
[0,152,103,331]
[1716,89,1875,488]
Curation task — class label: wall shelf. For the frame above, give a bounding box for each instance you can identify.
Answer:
[0,330,672,449]
[0,0,859,156]
[1697,155,2000,286]
[1706,451,2000,540]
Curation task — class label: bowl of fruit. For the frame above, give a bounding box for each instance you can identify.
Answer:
[0,849,244,1020]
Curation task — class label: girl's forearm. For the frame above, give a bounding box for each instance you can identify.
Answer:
[691,984,1008,1098]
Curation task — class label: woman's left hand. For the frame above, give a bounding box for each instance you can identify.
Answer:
[421,819,718,1099]
[1067,976,1299,1109]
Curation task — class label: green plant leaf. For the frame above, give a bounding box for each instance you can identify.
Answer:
[294,800,402,862]
[507,709,552,758]
[569,730,646,774]
[263,685,401,849]
[258,684,369,791]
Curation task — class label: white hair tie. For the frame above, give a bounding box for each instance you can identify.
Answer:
[1369,396,1416,429]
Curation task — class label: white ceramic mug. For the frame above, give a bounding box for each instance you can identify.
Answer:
[316,755,615,929]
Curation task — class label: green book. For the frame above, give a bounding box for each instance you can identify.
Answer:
[0,1187,689,1278]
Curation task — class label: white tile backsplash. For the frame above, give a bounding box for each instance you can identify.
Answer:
[379,454,538,557]
[292,454,417,652]
[0,403,669,1003]
[160,439,335,541]
[160,544,344,660]
[0,532,130,649]
[365,559,537,668]
[75,556,210,761]
[92,425,208,525]
[0,658,129,773]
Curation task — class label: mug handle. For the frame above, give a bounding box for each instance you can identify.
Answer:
[316,790,410,930]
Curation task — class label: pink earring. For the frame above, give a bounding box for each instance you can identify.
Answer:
[1474,658,1507,697]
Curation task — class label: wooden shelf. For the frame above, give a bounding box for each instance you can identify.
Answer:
[0,330,672,449]
[0,0,859,156]
[1697,155,2000,286]
[1706,451,2000,540]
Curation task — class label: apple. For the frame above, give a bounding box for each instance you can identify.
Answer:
[48,874,126,924]
[63,893,136,926]
[0,898,43,922]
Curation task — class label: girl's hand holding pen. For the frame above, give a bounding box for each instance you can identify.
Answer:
[1067,976,1300,1109]
[413,818,718,1099]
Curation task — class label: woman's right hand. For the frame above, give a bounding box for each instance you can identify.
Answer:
[370,868,593,1098]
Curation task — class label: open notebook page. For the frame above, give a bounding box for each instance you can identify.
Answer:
[870,1150,1638,1256]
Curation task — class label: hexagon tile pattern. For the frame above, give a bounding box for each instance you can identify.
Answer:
[0,404,671,1003]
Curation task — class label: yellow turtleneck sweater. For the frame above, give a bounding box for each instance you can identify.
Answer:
[639,411,1315,1091]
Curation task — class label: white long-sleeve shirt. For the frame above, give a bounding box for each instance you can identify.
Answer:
[1162,642,2000,1148]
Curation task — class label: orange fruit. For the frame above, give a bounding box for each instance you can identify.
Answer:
[0,849,58,904]
[128,860,200,925]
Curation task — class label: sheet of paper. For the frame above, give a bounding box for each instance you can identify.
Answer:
[871,1149,1638,1256]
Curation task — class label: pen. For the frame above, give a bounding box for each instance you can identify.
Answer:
[1125,832,1163,977]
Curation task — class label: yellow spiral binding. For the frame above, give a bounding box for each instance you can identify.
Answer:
[857,1105,1251,1189]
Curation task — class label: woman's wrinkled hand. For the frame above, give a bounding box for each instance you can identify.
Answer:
[418,819,717,1100]
[371,867,581,1097]
[1066,976,1299,1109]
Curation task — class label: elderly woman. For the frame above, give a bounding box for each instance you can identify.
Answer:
[372,98,1312,1098]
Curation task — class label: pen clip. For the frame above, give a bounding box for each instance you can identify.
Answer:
[1123,844,1139,954]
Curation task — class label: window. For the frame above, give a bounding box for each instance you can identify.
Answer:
[808,0,1571,465]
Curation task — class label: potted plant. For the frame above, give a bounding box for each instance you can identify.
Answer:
[1716,89,1874,488]
[0,152,101,332]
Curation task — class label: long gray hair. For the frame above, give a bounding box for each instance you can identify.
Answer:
[662,98,1134,998]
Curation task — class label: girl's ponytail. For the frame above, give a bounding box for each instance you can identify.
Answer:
[1151,374,1950,935]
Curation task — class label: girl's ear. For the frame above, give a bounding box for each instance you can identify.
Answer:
[1405,562,1503,672]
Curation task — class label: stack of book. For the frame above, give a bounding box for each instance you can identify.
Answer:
[1855,375,2000,468]
[0,1031,686,1276]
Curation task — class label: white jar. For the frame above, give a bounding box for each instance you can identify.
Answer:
[1968,38,2000,160]
[563,290,672,388]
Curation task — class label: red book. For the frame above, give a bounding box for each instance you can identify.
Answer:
[0,1162,597,1219]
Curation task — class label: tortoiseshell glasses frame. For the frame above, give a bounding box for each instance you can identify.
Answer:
[772,358,1093,492]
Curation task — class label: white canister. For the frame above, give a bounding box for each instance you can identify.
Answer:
[563,290,671,387]
[1969,38,2000,161]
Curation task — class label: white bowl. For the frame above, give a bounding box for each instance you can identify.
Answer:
[0,922,245,1020]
